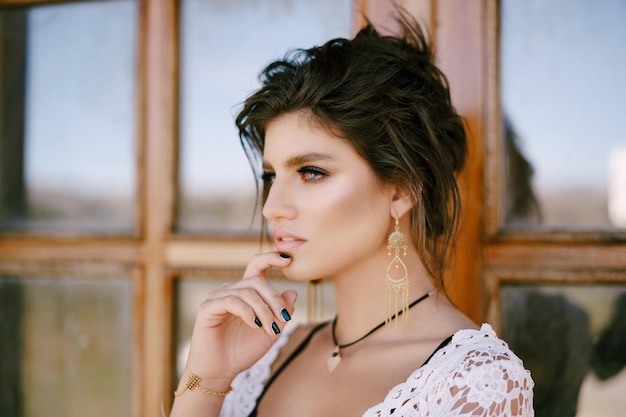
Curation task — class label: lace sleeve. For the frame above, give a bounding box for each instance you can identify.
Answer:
[366,324,534,417]
[439,347,534,416]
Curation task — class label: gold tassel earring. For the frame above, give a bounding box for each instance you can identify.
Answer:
[386,216,409,330]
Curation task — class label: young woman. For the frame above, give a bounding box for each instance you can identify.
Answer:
[170,14,534,417]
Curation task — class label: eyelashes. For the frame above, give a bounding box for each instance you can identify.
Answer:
[261,172,275,183]
[297,166,327,182]
[260,166,328,183]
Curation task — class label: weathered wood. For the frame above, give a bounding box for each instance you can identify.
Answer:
[434,0,484,323]
[141,0,178,414]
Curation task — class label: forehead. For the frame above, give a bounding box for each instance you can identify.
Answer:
[262,112,356,164]
[262,112,392,192]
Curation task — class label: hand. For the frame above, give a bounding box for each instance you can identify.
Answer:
[183,252,297,389]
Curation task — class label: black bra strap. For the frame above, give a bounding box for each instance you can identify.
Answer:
[247,321,330,417]
[387,335,454,415]
[421,335,454,367]
[248,328,452,417]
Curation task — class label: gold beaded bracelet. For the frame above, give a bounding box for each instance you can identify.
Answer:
[174,360,233,398]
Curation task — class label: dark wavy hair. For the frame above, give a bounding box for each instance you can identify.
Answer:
[236,14,467,290]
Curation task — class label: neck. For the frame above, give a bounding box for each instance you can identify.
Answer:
[329,249,434,344]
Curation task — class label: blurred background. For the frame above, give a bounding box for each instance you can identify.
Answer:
[0,0,624,416]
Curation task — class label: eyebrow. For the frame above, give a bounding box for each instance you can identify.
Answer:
[263,152,334,170]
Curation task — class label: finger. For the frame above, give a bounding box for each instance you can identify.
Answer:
[242,252,292,279]
[212,287,285,336]
[206,277,288,326]
[230,275,295,324]
[235,286,286,335]
[282,289,298,308]
[197,292,260,331]
[281,290,298,321]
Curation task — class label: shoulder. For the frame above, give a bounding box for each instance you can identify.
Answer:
[436,324,534,415]
[437,323,534,386]
[368,324,535,417]
[444,323,524,363]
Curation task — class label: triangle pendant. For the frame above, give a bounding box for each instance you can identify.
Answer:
[327,346,341,373]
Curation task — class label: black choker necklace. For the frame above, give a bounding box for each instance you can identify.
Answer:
[327,288,437,373]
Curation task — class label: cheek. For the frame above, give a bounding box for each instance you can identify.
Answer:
[307,190,389,266]
[318,179,386,223]
[332,208,389,255]
[325,180,389,238]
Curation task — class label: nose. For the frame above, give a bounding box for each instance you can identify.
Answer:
[262,177,297,221]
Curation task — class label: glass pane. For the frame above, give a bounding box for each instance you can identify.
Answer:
[0,0,137,234]
[175,276,335,376]
[0,275,133,417]
[500,0,626,230]
[501,283,626,417]
[177,0,353,234]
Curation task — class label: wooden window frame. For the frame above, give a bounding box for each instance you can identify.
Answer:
[484,268,626,333]
[0,0,483,415]
[482,0,626,330]
[0,1,177,415]
[0,1,365,415]
[9,0,621,415]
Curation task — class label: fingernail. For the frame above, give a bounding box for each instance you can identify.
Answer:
[254,317,263,328]
[271,322,280,334]
[279,253,291,259]
[280,308,291,322]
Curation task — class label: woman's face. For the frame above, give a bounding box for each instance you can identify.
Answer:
[262,112,395,281]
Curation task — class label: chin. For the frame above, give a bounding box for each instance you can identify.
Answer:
[280,261,325,282]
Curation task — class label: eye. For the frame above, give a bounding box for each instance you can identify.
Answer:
[298,166,327,182]
[261,171,275,183]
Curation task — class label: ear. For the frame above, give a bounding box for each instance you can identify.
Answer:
[389,183,415,219]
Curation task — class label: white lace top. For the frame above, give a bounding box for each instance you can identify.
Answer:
[220,323,534,417]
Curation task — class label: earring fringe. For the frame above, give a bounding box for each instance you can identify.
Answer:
[386,217,409,330]
[307,279,324,322]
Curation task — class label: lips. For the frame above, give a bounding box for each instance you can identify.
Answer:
[273,228,307,252]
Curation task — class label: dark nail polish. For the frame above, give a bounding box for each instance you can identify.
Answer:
[254,317,263,328]
[279,253,291,259]
[271,322,280,334]
[280,308,291,322]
